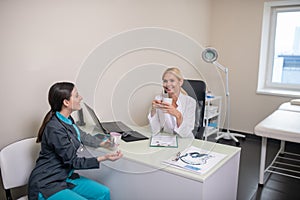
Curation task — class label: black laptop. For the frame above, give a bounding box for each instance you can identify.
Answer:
[84,103,148,142]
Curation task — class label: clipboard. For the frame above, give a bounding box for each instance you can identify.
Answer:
[150,135,178,148]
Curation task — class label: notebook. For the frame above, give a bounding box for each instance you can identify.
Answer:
[84,103,148,142]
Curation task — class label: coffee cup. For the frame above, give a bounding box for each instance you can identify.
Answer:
[163,97,172,105]
[110,132,122,149]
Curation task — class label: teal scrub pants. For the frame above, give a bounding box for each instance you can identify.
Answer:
[38,176,110,200]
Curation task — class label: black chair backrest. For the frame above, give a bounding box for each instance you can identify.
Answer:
[182,79,206,139]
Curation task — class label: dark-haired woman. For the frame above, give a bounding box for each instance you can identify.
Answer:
[28,82,122,200]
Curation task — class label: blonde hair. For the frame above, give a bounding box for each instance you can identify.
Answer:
[162,67,187,95]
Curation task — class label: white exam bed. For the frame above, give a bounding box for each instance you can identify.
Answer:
[254,102,300,185]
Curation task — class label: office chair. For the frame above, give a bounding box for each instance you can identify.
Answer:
[0,137,40,200]
[182,79,206,139]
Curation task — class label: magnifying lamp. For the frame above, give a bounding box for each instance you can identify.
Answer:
[202,48,218,63]
[202,47,245,145]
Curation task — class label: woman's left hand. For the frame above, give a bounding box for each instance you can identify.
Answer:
[161,102,183,127]
[97,150,123,162]
[160,102,179,116]
[105,150,123,161]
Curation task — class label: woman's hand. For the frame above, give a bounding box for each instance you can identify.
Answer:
[160,102,183,127]
[99,138,112,148]
[105,150,123,161]
[97,150,123,162]
[151,99,163,117]
[151,99,183,127]
[152,99,163,109]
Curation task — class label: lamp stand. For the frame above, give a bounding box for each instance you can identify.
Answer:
[213,62,245,146]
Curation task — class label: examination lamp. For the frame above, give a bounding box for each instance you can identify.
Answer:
[202,47,245,145]
[202,48,218,63]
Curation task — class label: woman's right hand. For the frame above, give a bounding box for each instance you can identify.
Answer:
[151,99,162,117]
[99,138,112,148]
[152,99,163,109]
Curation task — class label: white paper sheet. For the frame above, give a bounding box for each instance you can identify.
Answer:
[163,146,227,174]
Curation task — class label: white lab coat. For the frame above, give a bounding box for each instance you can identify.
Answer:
[148,92,196,138]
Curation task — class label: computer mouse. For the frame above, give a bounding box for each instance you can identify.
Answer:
[122,131,132,137]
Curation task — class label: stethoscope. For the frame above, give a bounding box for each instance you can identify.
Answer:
[55,115,85,152]
[179,152,211,165]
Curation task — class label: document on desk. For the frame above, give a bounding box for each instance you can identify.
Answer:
[163,146,226,174]
[150,135,178,148]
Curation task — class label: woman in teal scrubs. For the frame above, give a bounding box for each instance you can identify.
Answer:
[28,82,122,200]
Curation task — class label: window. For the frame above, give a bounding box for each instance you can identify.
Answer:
[257,1,300,97]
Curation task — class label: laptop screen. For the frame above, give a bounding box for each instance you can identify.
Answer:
[83,103,132,133]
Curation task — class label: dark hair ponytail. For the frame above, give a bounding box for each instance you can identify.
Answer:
[36,82,74,143]
[36,110,54,142]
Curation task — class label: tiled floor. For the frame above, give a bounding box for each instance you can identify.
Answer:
[213,133,300,200]
[1,133,299,200]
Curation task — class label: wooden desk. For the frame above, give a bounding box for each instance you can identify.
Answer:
[79,126,241,200]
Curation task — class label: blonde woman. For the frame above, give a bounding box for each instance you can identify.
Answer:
[148,67,196,138]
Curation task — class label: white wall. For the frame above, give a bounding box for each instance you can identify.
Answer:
[210,0,291,133]
[0,0,292,150]
[0,0,212,149]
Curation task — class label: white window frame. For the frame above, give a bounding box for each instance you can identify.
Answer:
[257,0,300,97]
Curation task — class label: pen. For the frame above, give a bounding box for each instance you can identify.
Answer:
[173,151,181,161]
